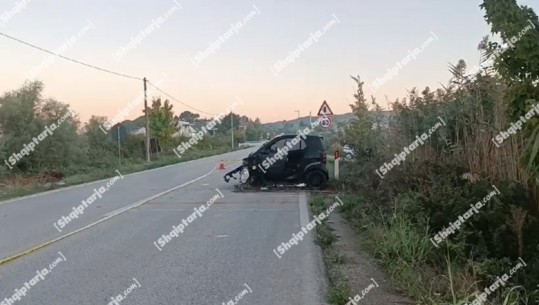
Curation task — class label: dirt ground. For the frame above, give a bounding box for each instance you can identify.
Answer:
[326,211,413,305]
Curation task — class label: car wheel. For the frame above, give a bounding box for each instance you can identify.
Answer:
[305,170,327,189]
[345,154,352,160]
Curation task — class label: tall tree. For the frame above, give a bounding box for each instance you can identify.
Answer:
[83,116,117,168]
[178,111,200,123]
[245,117,265,141]
[217,112,241,134]
[0,81,84,173]
[481,0,539,172]
[146,97,176,149]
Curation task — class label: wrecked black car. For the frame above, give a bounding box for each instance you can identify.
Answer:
[224,134,329,189]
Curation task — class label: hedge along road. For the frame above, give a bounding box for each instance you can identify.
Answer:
[0,148,257,263]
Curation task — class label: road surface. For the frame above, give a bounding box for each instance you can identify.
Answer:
[0,149,327,305]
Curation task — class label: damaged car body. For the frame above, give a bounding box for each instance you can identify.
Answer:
[224,134,329,189]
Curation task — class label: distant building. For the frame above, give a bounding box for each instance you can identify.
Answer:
[130,127,146,136]
[130,118,220,139]
[173,120,194,137]
[172,120,218,138]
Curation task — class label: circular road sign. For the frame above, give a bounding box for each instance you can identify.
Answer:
[320,116,332,128]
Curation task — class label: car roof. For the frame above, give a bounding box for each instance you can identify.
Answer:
[279,134,321,138]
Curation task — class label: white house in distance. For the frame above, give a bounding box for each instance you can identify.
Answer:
[131,126,146,136]
[129,119,218,138]
[129,120,194,137]
[173,120,196,138]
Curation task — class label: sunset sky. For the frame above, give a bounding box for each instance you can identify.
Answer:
[0,0,536,124]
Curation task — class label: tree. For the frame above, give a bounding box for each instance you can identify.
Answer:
[178,111,200,123]
[480,0,539,172]
[245,118,265,141]
[216,112,241,134]
[344,76,379,160]
[146,97,176,149]
[0,81,83,173]
[83,116,117,168]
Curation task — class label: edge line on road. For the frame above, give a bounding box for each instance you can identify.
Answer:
[0,149,248,206]
[0,165,218,266]
[299,192,310,227]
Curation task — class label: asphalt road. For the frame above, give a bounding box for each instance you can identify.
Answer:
[0,149,327,305]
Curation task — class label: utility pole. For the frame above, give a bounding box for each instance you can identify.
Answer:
[230,112,234,149]
[143,77,150,163]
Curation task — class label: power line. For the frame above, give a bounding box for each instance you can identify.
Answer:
[0,31,216,117]
[147,81,216,116]
[0,31,143,81]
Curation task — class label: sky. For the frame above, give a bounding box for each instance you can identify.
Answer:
[0,0,537,124]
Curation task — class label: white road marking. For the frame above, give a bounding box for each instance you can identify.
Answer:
[104,201,145,217]
[147,208,297,212]
[0,166,217,265]
[0,149,249,206]
[298,192,310,227]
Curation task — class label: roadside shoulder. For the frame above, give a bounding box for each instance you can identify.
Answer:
[328,211,412,304]
[312,195,412,305]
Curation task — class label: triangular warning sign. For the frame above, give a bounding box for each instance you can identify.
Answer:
[317,100,333,116]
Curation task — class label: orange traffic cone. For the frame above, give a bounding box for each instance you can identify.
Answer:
[219,160,226,170]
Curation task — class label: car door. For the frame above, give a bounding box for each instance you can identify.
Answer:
[262,138,289,180]
[284,138,306,178]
